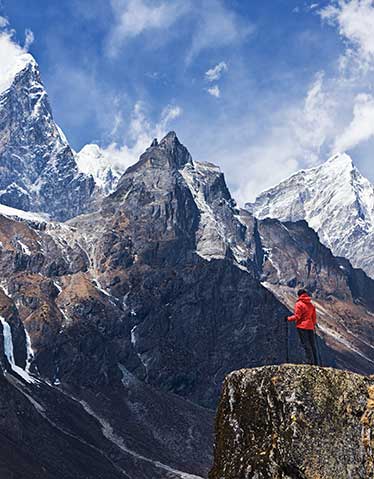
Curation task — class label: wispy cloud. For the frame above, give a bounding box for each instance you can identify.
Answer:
[205,61,228,82]
[0,15,8,28]
[207,85,221,98]
[334,93,374,152]
[24,29,34,50]
[292,71,337,164]
[107,0,188,56]
[186,0,253,64]
[107,0,252,62]
[320,0,374,64]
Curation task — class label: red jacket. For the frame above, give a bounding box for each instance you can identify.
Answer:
[288,293,317,330]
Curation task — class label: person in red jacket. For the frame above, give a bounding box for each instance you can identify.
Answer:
[286,289,319,365]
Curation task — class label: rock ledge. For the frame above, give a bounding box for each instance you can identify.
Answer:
[209,364,374,479]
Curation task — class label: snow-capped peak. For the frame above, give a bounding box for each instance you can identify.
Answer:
[324,152,354,171]
[247,152,374,278]
[0,45,95,220]
[0,51,36,95]
[76,144,122,194]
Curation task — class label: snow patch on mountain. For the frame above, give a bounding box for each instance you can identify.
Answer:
[247,153,374,277]
[0,203,50,223]
[76,144,122,194]
[0,316,37,383]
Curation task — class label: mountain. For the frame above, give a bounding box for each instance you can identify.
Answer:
[41,131,291,408]
[1,131,374,476]
[246,153,374,278]
[0,132,300,477]
[0,54,111,220]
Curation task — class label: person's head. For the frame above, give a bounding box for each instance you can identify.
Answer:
[297,289,308,297]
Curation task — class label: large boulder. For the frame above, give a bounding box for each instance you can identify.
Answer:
[210,364,374,479]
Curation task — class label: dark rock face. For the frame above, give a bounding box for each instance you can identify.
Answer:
[119,259,288,408]
[210,365,374,479]
[0,58,95,220]
[0,366,213,479]
[63,133,290,408]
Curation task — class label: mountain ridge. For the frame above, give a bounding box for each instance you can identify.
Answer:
[247,152,374,278]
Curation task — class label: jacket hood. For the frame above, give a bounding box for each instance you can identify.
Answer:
[298,293,312,303]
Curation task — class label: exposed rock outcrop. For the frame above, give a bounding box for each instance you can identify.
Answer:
[210,365,374,479]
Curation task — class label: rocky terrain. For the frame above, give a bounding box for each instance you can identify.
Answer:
[247,153,374,279]
[2,130,374,477]
[0,353,213,479]
[209,364,374,479]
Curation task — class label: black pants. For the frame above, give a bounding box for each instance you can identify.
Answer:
[297,329,319,366]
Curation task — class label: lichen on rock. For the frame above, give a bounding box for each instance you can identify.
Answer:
[209,364,374,479]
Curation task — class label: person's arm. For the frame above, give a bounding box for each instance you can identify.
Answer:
[313,306,317,326]
[288,301,303,322]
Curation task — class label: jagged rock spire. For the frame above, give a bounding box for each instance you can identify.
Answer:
[158,131,192,168]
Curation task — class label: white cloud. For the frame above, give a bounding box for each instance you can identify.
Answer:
[205,61,228,82]
[100,101,183,171]
[231,71,339,203]
[293,72,337,164]
[24,29,34,50]
[186,0,252,63]
[159,104,183,126]
[207,85,221,98]
[334,93,374,152]
[233,141,299,205]
[320,0,374,65]
[0,32,33,93]
[107,0,252,61]
[108,0,187,55]
[0,16,8,28]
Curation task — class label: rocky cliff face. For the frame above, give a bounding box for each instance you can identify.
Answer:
[247,153,374,279]
[0,355,213,479]
[210,364,374,479]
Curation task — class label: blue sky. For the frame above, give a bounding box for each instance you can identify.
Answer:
[2,0,374,202]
